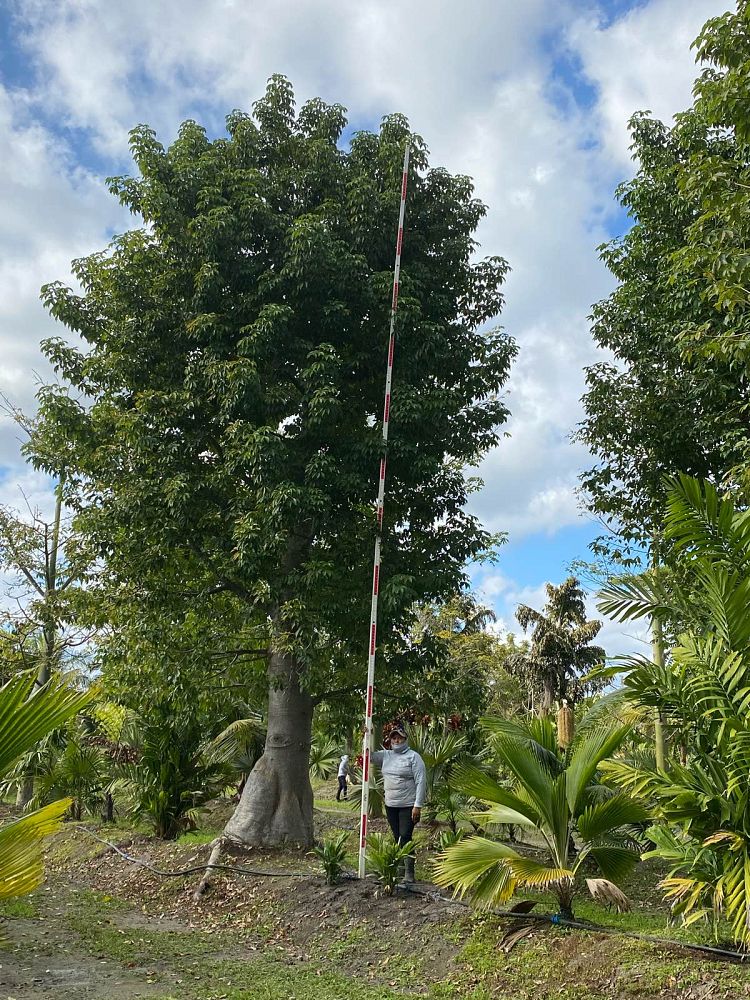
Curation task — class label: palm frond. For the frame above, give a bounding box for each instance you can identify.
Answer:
[451,762,541,826]
[432,835,519,907]
[577,794,649,843]
[0,799,71,900]
[0,673,90,776]
[586,877,632,912]
[586,845,640,883]
[566,724,630,813]
[504,855,573,889]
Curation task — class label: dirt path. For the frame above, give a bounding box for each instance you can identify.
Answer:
[1,883,177,999]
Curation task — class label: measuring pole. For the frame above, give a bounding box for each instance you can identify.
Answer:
[358,144,411,880]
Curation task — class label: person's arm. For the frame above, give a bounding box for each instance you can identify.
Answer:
[412,753,427,818]
[370,750,386,767]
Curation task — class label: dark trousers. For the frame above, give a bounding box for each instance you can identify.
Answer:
[336,776,348,800]
[386,805,415,854]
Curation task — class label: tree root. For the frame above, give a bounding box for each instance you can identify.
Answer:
[192,836,226,900]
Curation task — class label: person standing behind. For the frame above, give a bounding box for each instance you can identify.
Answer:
[336,754,350,801]
[370,722,427,884]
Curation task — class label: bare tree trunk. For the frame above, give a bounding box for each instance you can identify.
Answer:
[651,617,667,772]
[539,679,554,718]
[102,791,115,823]
[224,647,314,848]
[15,777,34,810]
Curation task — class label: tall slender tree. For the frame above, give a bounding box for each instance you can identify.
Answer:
[505,577,605,716]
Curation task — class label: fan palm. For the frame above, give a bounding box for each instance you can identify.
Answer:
[433,716,646,918]
[308,734,340,781]
[596,475,750,946]
[408,725,475,830]
[0,671,90,902]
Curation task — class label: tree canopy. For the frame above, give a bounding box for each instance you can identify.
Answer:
[577,110,747,563]
[29,76,517,844]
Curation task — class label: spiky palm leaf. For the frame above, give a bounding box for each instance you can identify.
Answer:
[0,671,89,903]
[0,672,90,775]
[0,799,72,900]
[308,734,340,781]
[434,720,640,917]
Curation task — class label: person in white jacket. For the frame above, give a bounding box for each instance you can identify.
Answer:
[336,754,350,801]
[370,722,427,884]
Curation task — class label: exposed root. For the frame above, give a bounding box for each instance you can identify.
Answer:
[192,835,226,900]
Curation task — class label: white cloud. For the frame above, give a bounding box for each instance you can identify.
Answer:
[0,82,126,464]
[569,0,727,167]
[0,0,727,656]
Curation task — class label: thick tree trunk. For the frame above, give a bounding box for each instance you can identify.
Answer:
[224,648,314,847]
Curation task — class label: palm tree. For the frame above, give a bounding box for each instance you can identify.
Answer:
[433,715,646,919]
[596,474,750,947]
[0,671,89,903]
[506,578,605,716]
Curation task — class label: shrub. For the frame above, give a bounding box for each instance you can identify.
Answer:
[314,831,349,884]
[365,832,414,895]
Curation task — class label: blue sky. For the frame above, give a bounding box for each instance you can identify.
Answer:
[0,0,728,655]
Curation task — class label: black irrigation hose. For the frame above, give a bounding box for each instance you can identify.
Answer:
[75,826,319,879]
[74,828,749,963]
[402,884,750,963]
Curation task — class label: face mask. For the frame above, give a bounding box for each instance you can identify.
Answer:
[391,741,408,753]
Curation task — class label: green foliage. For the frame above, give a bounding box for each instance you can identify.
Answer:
[365,832,414,894]
[116,707,230,839]
[0,485,96,683]
[30,724,112,820]
[0,671,90,901]
[597,475,750,946]
[408,724,476,831]
[578,38,749,560]
[505,577,605,714]
[433,716,645,918]
[28,78,516,813]
[434,827,467,852]
[313,831,349,885]
[398,592,523,730]
[309,734,340,781]
[671,2,750,377]
[206,709,266,780]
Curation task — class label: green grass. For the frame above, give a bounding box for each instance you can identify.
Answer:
[33,820,750,1000]
[0,897,37,918]
[424,914,750,1000]
[197,958,414,1000]
[177,828,221,845]
[314,797,355,812]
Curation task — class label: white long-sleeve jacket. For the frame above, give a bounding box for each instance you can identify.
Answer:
[370,746,427,808]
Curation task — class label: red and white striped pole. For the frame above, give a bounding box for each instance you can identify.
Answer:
[358,144,411,879]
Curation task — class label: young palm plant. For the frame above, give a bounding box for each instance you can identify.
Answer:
[365,832,415,895]
[408,725,475,831]
[314,831,350,885]
[433,716,646,918]
[308,734,341,782]
[116,710,231,839]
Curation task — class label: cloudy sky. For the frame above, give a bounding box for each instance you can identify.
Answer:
[0,0,727,655]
